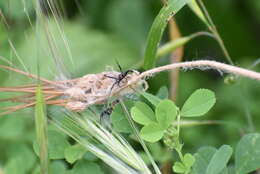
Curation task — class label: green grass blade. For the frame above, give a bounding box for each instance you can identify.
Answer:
[35,86,49,174]
[188,0,209,26]
[143,0,190,70]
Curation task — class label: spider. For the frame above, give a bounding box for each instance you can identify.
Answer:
[104,61,134,94]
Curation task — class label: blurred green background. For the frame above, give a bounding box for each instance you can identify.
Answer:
[0,0,260,173]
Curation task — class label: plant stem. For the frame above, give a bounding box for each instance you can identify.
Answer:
[119,100,162,174]
[197,0,234,65]
[138,60,260,81]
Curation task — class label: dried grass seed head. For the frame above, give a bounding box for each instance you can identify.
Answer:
[64,70,147,111]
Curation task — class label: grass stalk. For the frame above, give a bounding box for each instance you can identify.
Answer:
[51,110,152,174]
[35,86,49,174]
[119,100,162,174]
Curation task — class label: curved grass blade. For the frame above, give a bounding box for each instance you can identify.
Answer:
[50,109,152,174]
[188,0,208,25]
[143,0,190,70]
[35,85,49,174]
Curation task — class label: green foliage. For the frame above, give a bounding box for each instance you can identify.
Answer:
[156,86,169,99]
[192,134,260,174]
[192,147,218,174]
[0,0,34,19]
[131,101,156,125]
[106,0,150,50]
[173,162,186,173]
[132,89,215,143]
[206,145,232,174]
[131,98,178,142]
[67,160,104,174]
[111,101,133,133]
[141,92,162,106]
[173,153,195,173]
[143,0,190,69]
[65,144,86,164]
[235,133,260,174]
[1,0,260,174]
[181,89,216,117]
[33,130,70,160]
[4,144,36,174]
[35,86,49,174]
[140,123,165,143]
[155,99,178,129]
[49,161,67,174]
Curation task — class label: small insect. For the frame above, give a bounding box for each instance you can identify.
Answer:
[99,99,120,129]
[0,64,147,116]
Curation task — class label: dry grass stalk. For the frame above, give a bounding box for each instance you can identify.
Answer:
[1,60,260,116]
[0,65,147,116]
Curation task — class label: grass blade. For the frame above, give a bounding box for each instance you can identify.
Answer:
[188,0,208,25]
[143,0,190,70]
[35,85,49,174]
[50,109,152,174]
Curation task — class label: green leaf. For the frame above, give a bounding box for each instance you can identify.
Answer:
[192,146,217,174]
[34,130,70,160]
[111,102,133,133]
[173,162,186,173]
[235,133,260,174]
[50,161,67,174]
[155,99,178,129]
[147,143,172,163]
[181,89,216,117]
[183,153,195,167]
[65,144,86,164]
[188,0,209,25]
[140,123,164,143]
[4,144,36,174]
[156,36,193,58]
[0,115,29,140]
[156,86,169,99]
[143,0,190,69]
[48,130,70,159]
[35,86,49,174]
[131,102,156,125]
[83,152,98,162]
[206,145,233,174]
[142,92,162,106]
[68,160,104,174]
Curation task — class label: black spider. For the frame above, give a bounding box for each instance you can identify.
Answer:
[104,61,134,93]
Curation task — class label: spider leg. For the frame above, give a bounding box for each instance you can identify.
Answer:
[124,69,134,74]
[115,59,123,72]
[104,74,118,80]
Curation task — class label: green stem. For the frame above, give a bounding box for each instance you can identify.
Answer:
[119,100,162,174]
[197,0,234,65]
[176,113,183,161]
